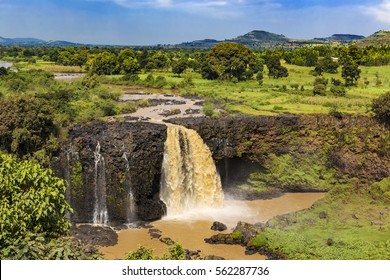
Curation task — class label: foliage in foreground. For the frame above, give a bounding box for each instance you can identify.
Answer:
[0,233,102,260]
[125,243,186,260]
[0,152,71,249]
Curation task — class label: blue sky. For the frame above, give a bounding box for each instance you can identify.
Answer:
[0,0,389,45]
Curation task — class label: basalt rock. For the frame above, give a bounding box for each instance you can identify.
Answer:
[52,121,167,224]
[70,224,118,247]
[211,221,227,231]
[168,115,390,185]
[233,221,263,244]
[204,233,243,245]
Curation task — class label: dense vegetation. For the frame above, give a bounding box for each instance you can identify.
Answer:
[1,40,389,260]
[0,152,101,259]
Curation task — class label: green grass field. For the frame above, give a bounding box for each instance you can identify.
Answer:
[116,63,390,116]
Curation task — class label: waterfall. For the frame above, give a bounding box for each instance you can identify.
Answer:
[64,145,72,221]
[160,125,224,216]
[93,142,109,225]
[122,152,137,223]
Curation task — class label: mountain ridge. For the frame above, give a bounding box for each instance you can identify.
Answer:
[0,30,385,49]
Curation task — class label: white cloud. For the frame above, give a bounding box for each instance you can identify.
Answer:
[87,0,274,15]
[362,0,390,23]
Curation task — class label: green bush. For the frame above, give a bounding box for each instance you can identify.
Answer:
[231,231,243,240]
[202,102,216,117]
[330,85,346,97]
[250,233,267,247]
[0,233,101,260]
[125,245,155,260]
[372,92,390,124]
[0,152,71,248]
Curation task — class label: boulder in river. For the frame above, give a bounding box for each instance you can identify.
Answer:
[211,221,227,231]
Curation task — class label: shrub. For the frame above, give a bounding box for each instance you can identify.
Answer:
[372,92,390,124]
[330,85,346,97]
[202,102,216,117]
[250,233,267,247]
[313,83,326,96]
[231,231,243,240]
[125,245,155,260]
[155,76,167,88]
[0,152,71,248]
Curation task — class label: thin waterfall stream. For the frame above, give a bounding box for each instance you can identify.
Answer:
[122,152,137,224]
[93,142,109,225]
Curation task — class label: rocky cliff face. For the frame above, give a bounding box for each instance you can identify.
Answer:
[53,115,389,224]
[53,121,167,224]
[169,115,390,183]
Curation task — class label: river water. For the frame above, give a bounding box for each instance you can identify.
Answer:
[0,60,14,68]
[100,192,325,260]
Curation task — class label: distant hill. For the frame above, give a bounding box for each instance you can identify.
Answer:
[229,30,289,48]
[0,36,83,47]
[176,39,220,49]
[356,30,390,47]
[314,34,365,42]
[0,36,46,46]
[176,30,290,49]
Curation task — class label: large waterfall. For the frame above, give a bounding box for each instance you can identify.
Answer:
[160,125,224,216]
[93,142,109,225]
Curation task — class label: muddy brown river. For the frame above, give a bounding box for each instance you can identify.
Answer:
[100,192,325,260]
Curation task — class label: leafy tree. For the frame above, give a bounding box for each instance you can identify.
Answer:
[150,51,170,71]
[0,152,71,248]
[0,95,57,158]
[172,58,188,75]
[342,59,361,86]
[265,55,288,79]
[284,48,319,67]
[371,92,390,124]
[203,42,257,81]
[117,49,140,74]
[314,56,339,75]
[313,77,328,96]
[87,51,117,75]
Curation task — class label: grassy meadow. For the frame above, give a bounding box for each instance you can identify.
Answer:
[101,63,390,117]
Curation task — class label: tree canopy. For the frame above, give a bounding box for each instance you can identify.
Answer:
[202,42,258,81]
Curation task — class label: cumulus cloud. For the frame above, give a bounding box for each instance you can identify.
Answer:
[363,0,390,23]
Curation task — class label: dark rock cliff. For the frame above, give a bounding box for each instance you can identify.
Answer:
[53,121,167,224]
[169,115,390,183]
[53,114,389,224]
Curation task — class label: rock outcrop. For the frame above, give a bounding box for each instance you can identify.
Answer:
[168,114,390,184]
[53,121,167,224]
